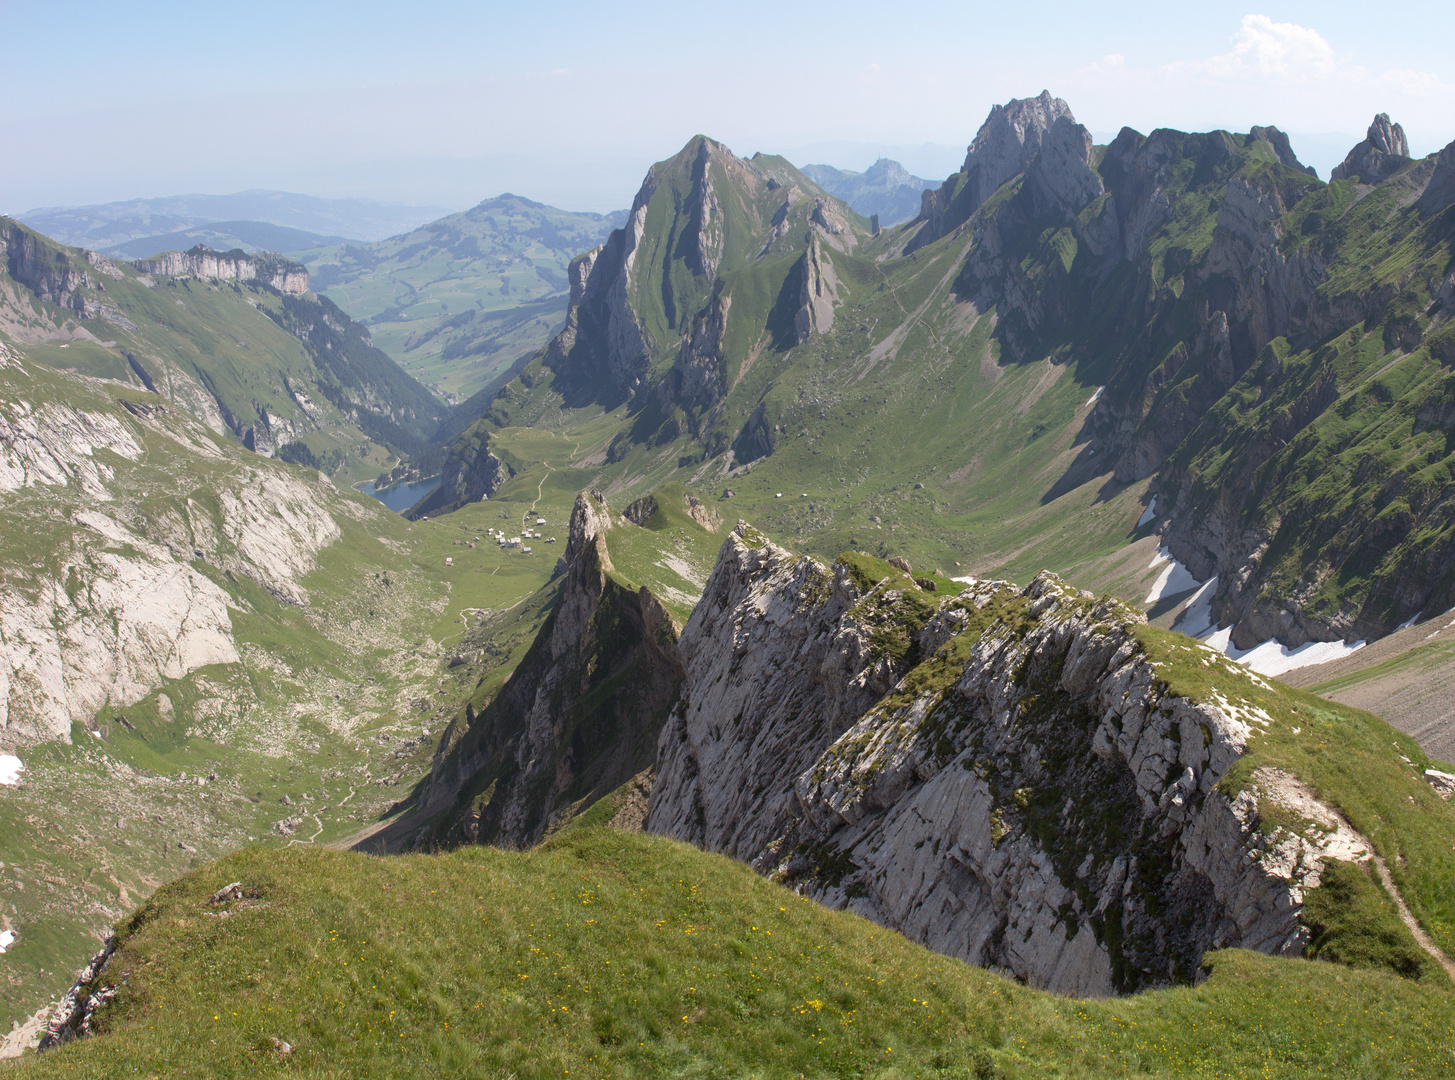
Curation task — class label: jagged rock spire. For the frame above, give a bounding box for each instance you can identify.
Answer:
[1331,113,1411,184]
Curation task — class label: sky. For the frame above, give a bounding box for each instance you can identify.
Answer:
[2,0,1452,216]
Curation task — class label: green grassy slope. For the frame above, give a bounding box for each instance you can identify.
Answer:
[300,195,622,401]
[0,218,442,486]
[0,346,572,1032]
[9,830,1454,1078]
[1154,175,1455,640]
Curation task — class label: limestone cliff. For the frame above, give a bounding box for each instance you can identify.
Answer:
[908,91,1078,252]
[131,245,309,294]
[0,344,352,747]
[646,527,1388,994]
[419,491,684,847]
[1330,114,1411,184]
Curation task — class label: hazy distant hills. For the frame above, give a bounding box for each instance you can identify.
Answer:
[17,190,451,250]
[299,193,626,402]
[800,158,936,225]
[100,220,350,260]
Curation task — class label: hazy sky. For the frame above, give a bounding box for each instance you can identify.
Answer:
[3,0,1451,215]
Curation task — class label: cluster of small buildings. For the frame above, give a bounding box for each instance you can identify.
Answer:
[478,521,557,556]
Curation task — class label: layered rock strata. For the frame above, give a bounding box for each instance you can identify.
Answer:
[131,245,309,294]
[647,527,1371,994]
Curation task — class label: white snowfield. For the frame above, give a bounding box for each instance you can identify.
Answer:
[1148,547,1365,676]
[0,754,21,786]
[1136,496,1157,529]
[1144,545,1200,604]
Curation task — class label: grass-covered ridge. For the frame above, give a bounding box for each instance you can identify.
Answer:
[12,830,1455,1079]
[1133,624,1455,967]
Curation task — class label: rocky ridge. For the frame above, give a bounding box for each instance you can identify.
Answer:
[544,137,865,416]
[424,95,1455,659]
[418,490,684,847]
[131,246,309,294]
[645,525,1404,993]
[1330,114,1411,184]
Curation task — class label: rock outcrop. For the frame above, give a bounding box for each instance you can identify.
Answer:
[0,346,354,747]
[1,219,105,319]
[420,491,684,847]
[646,527,1380,994]
[909,91,1077,251]
[1331,114,1411,184]
[131,245,309,294]
[406,422,514,520]
[1419,138,1455,217]
[792,233,839,344]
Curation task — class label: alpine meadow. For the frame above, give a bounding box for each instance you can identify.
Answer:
[3,7,1455,1075]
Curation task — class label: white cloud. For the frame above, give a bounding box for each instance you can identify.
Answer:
[1066,13,1454,162]
[1201,14,1338,83]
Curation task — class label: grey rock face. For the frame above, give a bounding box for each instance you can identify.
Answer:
[960,91,1075,209]
[421,491,682,848]
[656,282,731,432]
[1331,114,1411,184]
[909,91,1077,251]
[792,232,839,344]
[131,245,309,294]
[1418,138,1455,216]
[406,431,513,520]
[648,532,1368,994]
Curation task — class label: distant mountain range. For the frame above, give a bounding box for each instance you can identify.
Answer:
[99,221,350,260]
[800,158,936,225]
[17,190,451,250]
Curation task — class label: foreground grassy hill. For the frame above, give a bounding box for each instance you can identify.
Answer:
[9,828,1453,1078]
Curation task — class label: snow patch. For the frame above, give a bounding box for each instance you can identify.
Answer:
[1145,546,1201,604]
[1172,576,1218,638]
[1397,614,1418,631]
[0,930,13,952]
[0,755,21,786]
[1201,627,1365,677]
[1426,608,1455,639]
[1084,386,1103,408]
[1136,496,1157,529]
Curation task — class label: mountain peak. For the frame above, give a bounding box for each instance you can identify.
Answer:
[1331,113,1411,184]
[1366,113,1409,157]
[962,90,1075,174]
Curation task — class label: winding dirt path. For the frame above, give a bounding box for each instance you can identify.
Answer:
[1369,850,1455,979]
[522,462,556,527]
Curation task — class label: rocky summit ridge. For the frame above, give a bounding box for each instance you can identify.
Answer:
[423,501,1453,994]
[644,526,1400,993]
[441,91,1455,658]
